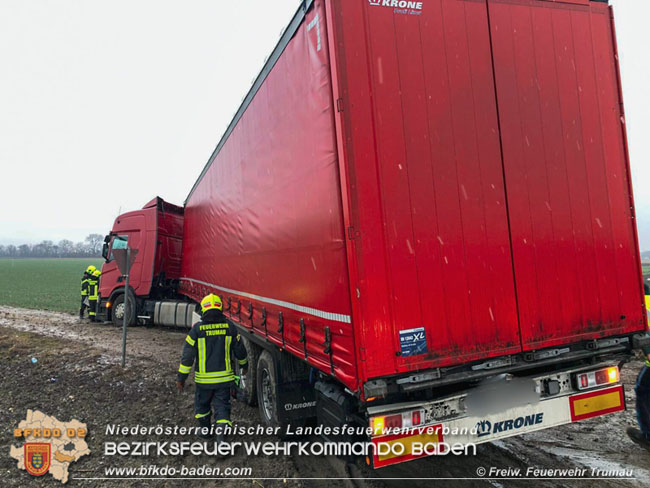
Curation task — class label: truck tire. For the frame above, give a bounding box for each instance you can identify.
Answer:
[256,350,280,428]
[111,294,135,327]
[235,337,258,406]
[256,350,307,436]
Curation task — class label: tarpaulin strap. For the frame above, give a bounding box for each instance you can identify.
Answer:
[300,318,307,359]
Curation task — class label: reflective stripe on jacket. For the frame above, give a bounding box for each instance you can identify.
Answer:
[81,274,89,296]
[178,309,248,387]
[88,278,99,300]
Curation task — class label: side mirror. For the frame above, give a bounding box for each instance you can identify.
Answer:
[102,243,109,261]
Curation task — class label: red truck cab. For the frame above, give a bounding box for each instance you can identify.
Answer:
[99,197,184,325]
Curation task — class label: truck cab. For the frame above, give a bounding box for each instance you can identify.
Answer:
[98,197,184,325]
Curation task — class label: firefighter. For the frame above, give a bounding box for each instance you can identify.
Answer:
[79,265,96,319]
[88,269,101,322]
[627,283,650,451]
[177,294,248,444]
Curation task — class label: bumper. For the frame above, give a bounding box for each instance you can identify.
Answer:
[370,383,625,468]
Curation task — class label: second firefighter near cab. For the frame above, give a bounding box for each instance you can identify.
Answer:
[80,265,96,320]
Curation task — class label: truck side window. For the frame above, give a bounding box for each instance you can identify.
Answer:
[109,235,129,262]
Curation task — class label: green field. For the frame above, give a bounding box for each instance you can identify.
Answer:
[1,258,648,315]
[643,263,650,277]
[0,258,103,314]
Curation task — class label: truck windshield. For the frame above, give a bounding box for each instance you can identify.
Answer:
[109,235,129,262]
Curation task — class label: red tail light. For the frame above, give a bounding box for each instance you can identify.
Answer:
[385,414,402,429]
[412,410,421,426]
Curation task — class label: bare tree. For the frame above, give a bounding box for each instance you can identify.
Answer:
[0,238,101,258]
[18,244,30,257]
[75,242,90,257]
[85,234,104,255]
[58,240,75,256]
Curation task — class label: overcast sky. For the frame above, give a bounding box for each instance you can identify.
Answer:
[1,0,649,251]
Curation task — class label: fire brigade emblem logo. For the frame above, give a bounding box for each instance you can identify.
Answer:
[24,443,51,476]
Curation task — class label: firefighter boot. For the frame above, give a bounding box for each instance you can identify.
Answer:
[627,427,650,452]
[197,416,213,441]
[215,423,230,458]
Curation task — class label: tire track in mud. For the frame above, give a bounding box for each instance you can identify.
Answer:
[0,305,186,365]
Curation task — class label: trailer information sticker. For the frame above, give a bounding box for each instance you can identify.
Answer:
[399,327,427,357]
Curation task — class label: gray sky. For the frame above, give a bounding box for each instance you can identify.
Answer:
[1,0,649,250]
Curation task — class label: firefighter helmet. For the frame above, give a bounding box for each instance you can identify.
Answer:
[92,269,101,277]
[201,294,223,313]
[86,265,96,274]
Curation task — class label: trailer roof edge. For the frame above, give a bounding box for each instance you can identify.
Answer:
[184,0,316,205]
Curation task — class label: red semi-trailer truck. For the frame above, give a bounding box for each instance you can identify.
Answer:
[97,0,649,467]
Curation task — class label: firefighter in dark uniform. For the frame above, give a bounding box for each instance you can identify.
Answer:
[88,269,101,322]
[79,265,95,319]
[627,283,650,451]
[177,294,248,443]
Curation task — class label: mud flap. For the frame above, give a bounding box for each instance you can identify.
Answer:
[277,380,317,424]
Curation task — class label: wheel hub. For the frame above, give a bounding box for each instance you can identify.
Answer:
[114,302,125,320]
[238,368,247,389]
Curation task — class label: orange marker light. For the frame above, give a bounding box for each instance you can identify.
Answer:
[607,367,619,383]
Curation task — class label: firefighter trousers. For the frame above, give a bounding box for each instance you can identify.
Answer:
[194,385,232,429]
[80,297,88,318]
[635,365,650,440]
[89,299,97,321]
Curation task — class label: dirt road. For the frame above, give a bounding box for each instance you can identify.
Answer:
[2,306,650,487]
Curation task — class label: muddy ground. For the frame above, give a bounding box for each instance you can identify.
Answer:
[1,305,650,487]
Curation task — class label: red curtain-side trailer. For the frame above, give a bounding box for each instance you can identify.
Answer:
[178,0,645,394]
[99,0,648,467]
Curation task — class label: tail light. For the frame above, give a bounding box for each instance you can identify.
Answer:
[576,366,620,391]
[371,416,385,435]
[412,410,421,426]
[370,408,425,435]
[385,414,402,429]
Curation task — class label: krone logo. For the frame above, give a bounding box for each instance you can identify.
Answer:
[368,0,424,10]
[475,420,492,438]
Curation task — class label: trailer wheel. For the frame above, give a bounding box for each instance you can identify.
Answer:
[235,337,258,406]
[111,294,135,327]
[256,350,283,429]
[256,350,308,436]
